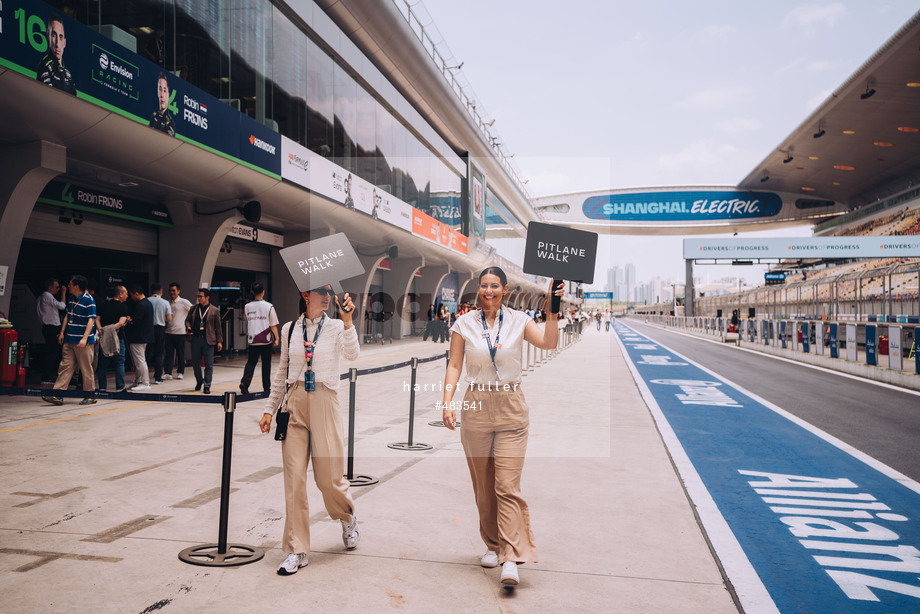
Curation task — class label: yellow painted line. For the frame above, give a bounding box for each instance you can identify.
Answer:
[0,401,154,434]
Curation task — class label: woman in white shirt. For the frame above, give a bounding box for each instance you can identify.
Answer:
[441,267,563,587]
[259,286,360,576]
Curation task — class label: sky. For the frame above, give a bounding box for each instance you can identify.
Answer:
[418,0,919,290]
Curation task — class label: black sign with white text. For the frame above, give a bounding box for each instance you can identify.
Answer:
[523,222,598,283]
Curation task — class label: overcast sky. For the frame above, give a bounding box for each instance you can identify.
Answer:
[420,0,918,288]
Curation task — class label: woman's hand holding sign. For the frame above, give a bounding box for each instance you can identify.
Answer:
[336,292,355,328]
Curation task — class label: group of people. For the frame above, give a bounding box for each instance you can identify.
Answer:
[259,268,563,588]
[591,309,613,332]
[37,279,229,403]
[38,268,563,588]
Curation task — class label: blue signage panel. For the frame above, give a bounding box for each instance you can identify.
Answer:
[830,323,839,359]
[0,0,280,178]
[781,321,787,348]
[866,325,877,366]
[584,292,613,299]
[583,190,782,222]
[614,322,920,613]
[803,322,810,353]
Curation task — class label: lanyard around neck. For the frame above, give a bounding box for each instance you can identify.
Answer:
[480,308,503,381]
[303,314,325,372]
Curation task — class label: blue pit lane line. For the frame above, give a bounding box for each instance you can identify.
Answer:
[613,321,920,614]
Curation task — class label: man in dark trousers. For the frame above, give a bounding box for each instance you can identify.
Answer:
[126,286,155,391]
[239,282,279,394]
[185,288,223,394]
[423,303,436,341]
[96,285,129,392]
[36,277,67,383]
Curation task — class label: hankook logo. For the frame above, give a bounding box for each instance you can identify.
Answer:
[249,135,276,155]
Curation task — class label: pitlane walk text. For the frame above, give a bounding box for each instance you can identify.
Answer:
[614,322,920,614]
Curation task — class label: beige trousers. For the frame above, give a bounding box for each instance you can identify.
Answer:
[459,386,538,564]
[54,343,96,393]
[280,382,355,554]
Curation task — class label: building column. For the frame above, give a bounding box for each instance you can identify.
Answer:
[159,205,242,302]
[386,258,423,339]
[458,272,477,306]
[0,141,67,316]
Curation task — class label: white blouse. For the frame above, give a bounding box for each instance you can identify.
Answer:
[263,314,359,414]
[450,306,530,385]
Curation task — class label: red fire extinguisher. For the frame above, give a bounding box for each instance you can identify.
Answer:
[0,326,18,387]
[16,343,26,388]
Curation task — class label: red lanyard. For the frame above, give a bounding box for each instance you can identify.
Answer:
[303,314,325,372]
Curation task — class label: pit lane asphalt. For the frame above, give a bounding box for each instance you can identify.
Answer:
[624,319,920,483]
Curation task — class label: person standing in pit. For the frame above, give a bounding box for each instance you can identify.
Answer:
[163,283,192,380]
[239,282,279,394]
[36,277,67,383]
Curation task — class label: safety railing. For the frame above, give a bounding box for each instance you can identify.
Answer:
[634,314,919,376]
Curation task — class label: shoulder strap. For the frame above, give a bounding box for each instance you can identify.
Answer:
[284,319,297,380]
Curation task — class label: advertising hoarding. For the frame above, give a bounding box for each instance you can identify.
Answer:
[0,0,281,177]
[684,237,920,260]
[585,190,783,222]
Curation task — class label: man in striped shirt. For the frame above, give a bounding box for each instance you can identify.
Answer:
[42,275,98,406]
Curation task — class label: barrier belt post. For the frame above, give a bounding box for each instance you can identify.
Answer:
[345,368,378,487]
[389,357,432,451]
[179,392,264,566]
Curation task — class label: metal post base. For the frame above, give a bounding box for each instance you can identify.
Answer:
[178,543,264,567]
[387,442,433,451]
[346,474,379,487]
[428,420,460,428]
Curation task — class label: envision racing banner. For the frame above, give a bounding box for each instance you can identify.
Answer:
[38,180,173,227]
[0,0,281,177]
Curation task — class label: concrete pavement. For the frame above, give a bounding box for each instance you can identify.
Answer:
[0,327,737,613]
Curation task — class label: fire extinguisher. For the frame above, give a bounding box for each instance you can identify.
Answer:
[0,324,17,387]
[15,343,26,387]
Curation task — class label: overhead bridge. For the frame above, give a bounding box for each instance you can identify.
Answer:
[532,186,850,236]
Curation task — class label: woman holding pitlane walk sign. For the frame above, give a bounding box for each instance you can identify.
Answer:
[259,286,360,576]
[441,268,564,587]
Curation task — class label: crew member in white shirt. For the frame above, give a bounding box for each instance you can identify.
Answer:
[239,282,279,394]
[37,277,67,383]
[163,282,192,380]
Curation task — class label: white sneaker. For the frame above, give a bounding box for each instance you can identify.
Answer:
[176,373,184,380]
[277,553,308,575]
[162,374,173,380]
[500,561,519,586]
[480,550,499,568]
[341,515,360,550]
[130,383,151,391]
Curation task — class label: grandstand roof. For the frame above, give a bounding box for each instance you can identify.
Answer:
[739,11,920,212]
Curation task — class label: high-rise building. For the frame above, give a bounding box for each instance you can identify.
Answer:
[625,263,637,303]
